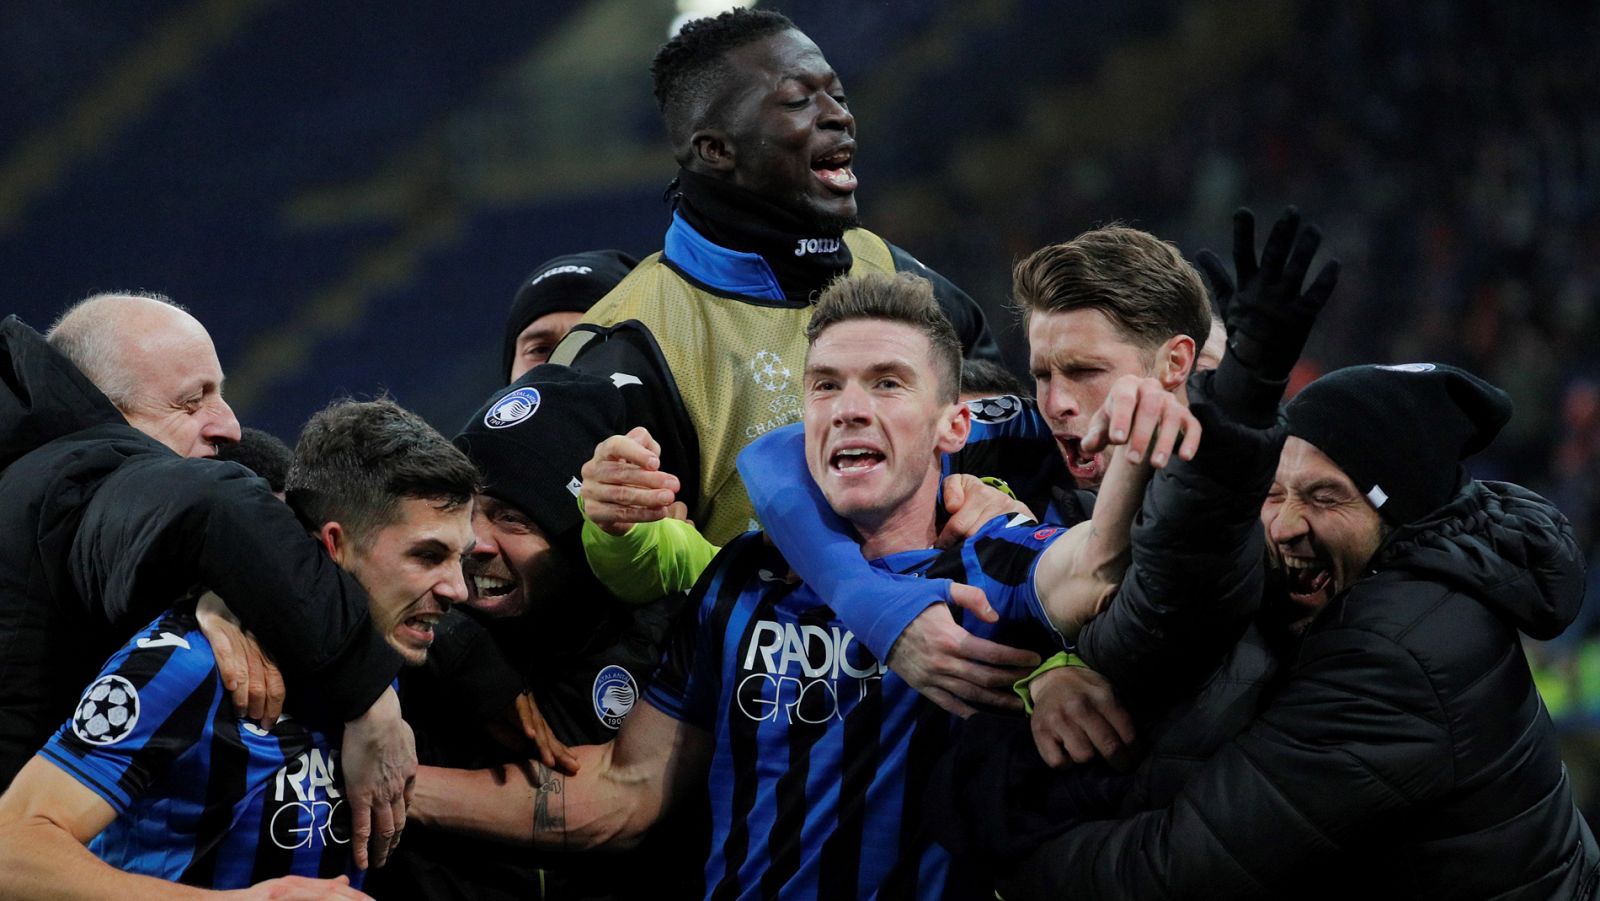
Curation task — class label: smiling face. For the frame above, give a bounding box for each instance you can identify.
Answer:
[1028,308,1159,487]
[711,29,858,230]
[1261,437,1385,634]
[463,494,574,619]
[328,496,475,666]
[804,319,968,556]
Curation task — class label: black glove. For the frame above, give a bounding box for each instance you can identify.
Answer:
[1195,206,1340,426]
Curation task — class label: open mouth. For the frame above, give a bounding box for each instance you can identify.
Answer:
[1281,556,1332,601]
[812,147,857,192]
[472,574,517,601]
[399,612,442,645]
[830,446,885,474]
[1056,435,1103,484]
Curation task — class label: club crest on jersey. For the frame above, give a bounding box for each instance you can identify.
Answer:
[967,394,1023,424]
[592,665,637,730]
[485,387,541,429]
[1033,526,1062,541]
[72,675,140,746]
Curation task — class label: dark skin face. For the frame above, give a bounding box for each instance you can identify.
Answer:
[690,29,859,231]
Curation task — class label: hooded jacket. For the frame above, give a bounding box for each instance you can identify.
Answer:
[1003,480,1598,899]
[0,316,399,788]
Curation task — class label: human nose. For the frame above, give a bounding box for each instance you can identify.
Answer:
[1268,497,1308,547]
[818,93,853,133]
[469,512,498,560]
[1039,378,1078,424]
[831,381,872,426]
[437,563,469,609]
[206,398,242,446]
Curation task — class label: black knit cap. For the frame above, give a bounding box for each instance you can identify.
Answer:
[1284,363,1513,526]
[501,249,638,380]
[455,364,626,541]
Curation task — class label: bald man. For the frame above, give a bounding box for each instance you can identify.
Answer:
[45,293,243,457]
[0,295,414,870]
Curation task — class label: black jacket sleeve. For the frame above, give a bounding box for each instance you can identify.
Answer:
[1074,368,1283,708]
[68,456,402,724]
[1001,623,1455,899]
[557,321,703,518]
[887,242,1003,364]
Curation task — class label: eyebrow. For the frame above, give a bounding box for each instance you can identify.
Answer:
[806,360,916,381]
[1299,478,1356,497]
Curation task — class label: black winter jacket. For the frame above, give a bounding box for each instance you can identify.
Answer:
[0,316,400,788]
[1004,480,1599,899]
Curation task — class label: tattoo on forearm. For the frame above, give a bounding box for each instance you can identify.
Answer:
[532,761,566,849]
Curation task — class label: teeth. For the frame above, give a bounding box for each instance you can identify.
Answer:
[1282,558,1322,570]
[473,575,514,593]
[837,448,873,457]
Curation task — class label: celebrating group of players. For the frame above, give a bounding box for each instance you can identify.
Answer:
[0,8,1594,901]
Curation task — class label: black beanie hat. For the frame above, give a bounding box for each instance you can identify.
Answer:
[1284,363,1513,526]
[501,249,638,380]
[455,364,627,541]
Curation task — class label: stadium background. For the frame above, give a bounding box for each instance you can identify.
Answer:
[3,0,1599,816]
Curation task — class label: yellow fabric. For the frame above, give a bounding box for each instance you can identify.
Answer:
[576,229,897,545]
[1013,651,1088,714]
[579,496,721,603]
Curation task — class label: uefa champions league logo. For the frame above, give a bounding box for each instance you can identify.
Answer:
[72,675,140,746]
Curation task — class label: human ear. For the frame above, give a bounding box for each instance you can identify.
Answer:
[1156,334,1197,390]
[690,129,736,173]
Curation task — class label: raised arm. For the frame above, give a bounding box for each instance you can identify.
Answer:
[1031,378,1201,638]
[70,458,401,723]
[410,700,710,851]
[1073,206,1339,704]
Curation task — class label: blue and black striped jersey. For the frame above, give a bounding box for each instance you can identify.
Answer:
[39,604,359,890]
[645,515,1067,900]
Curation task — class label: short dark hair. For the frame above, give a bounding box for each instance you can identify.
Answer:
[1012,226,1211,359]
[960,358,1031,399]
[287,398,479,545]
[216,427,293,493]
[651,8,795,153]
[806,272,962,402]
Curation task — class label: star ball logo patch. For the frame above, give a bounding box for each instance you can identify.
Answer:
[749,350,791,393]
[484,387,541,429]
[592,665,638,730]
[72,675,140,746]
[967,394,1023,424]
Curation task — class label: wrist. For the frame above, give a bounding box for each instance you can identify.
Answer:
[350,685,401,728]
[1207,350,1289,428]
[1013,652,1085,714]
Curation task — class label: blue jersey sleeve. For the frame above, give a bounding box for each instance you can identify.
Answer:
[961,517,1074,649]
[737,424,950,662]
[39,612,220,814]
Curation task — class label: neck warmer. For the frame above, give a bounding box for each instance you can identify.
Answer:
[671,167,855,302]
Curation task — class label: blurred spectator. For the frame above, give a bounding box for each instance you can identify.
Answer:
[502,250,637,383]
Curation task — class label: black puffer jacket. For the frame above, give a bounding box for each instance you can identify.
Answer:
[1004,481,1598,899]
[0,316,399,788]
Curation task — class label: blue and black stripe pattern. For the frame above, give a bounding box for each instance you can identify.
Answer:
[646,517,1066,900]
[39,606,359,889]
